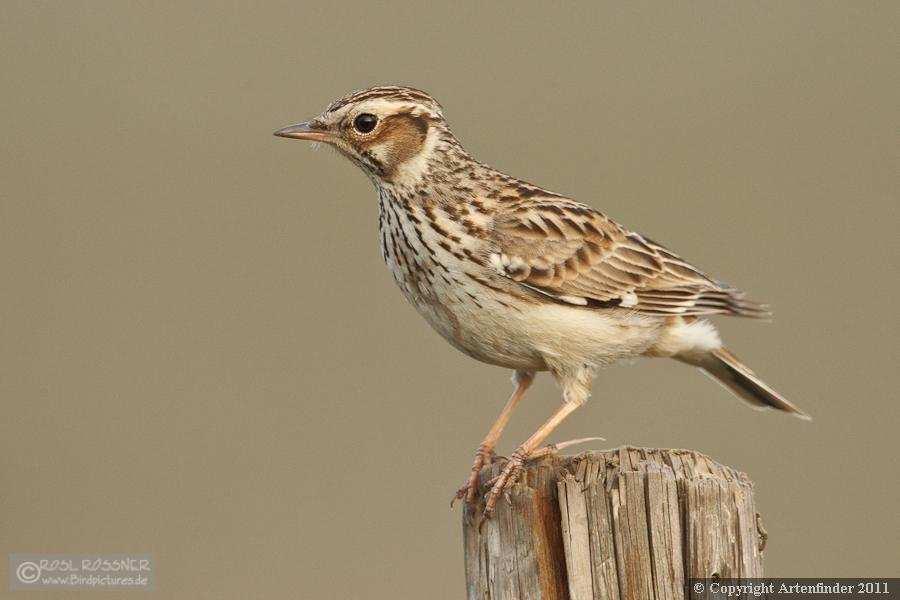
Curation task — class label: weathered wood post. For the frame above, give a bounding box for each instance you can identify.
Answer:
[463,447,765,600]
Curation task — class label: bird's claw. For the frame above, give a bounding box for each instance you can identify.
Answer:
[450,444,497,509]
[483,449,528,519]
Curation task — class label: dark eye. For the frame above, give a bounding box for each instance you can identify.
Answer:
[353,113,377,133]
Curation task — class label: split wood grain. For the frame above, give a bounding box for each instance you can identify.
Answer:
[463,447,765,600]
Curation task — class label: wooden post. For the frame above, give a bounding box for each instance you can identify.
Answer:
[463,447,765,600]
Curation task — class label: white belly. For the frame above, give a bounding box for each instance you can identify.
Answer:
[414,288,664,373]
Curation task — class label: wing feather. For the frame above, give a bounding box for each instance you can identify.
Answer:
[491,198,768,318]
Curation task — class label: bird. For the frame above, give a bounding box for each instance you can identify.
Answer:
[274,85,809,518]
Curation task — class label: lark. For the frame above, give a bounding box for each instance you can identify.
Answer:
[275,86,808,518]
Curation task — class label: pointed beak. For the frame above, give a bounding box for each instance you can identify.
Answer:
[273,121,331,142]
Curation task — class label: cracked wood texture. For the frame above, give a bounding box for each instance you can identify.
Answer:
[462,447,764,600]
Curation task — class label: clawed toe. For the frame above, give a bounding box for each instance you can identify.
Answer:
[451,479,476,508]
[453,437,605,514]
[453,450,541,518]
[451,444,498,509]
[483,449,528,519]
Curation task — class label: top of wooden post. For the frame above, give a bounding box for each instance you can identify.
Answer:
[464,447,765,600]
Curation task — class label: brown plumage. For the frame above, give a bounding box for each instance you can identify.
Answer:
[492,198,769,317]
[275,85,809,519]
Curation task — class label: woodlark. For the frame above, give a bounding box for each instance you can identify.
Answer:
[275,86,809,518]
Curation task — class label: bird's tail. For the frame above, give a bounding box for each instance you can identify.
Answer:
[680,347,810,420]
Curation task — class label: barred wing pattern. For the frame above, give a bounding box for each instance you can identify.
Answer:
[491,199,768,318]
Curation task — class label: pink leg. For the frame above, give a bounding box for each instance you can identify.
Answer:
[452,370,534,506]
[483,371,591,518]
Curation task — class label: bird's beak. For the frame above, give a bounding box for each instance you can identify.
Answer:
[273,121,331,142]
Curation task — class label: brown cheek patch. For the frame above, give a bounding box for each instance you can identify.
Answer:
[357,112,429,178]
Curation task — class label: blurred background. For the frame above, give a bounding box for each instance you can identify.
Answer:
[1,2,897,598]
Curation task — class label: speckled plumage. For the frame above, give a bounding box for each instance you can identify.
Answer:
[275,85,808,517]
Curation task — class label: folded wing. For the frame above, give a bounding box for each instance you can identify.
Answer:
[491,198,768,318]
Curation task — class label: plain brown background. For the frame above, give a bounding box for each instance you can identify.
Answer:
[2,2,897,598]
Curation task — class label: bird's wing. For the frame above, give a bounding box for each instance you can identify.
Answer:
[491,198,767,317]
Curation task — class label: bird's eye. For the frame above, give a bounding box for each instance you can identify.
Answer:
[353,113,378,133]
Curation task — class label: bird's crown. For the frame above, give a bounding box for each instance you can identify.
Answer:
[322,85,443,118]
[275,85,459,187]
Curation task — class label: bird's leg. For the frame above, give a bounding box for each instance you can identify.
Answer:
[483,374,590,519]
[453,370,534,506]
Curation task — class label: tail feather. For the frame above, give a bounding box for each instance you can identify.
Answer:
[685,347,810,420]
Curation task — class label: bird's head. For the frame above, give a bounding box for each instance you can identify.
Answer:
[275,86,458,188]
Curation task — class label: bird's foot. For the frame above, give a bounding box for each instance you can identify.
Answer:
[477,438,605,522]
[483,447,530,519]
[450,444,497,509]
[529,436,605,461]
